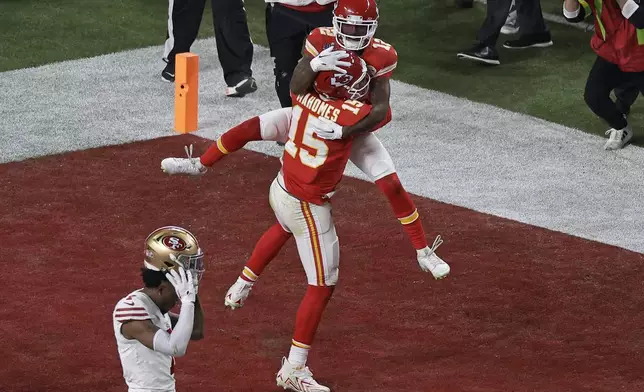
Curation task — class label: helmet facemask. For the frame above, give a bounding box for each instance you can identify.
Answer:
[169,252,205,286]
[346,71,370,101]
[333,16,377,51]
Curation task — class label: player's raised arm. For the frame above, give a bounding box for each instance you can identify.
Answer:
[340,77,391,138]
[170,294,204,340]
[290,47,351,95]
[122,267,196,357]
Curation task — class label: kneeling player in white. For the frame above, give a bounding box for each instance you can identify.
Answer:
[113,226,205,392]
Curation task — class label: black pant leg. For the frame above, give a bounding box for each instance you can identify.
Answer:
[267,5,309,107]
[614,83,640,115]
[476,0,514,46]
[515,0,548,35]
[211,0,254,86]
[164,0,207,65]
[304,7,334,32]
[584,56,628,130]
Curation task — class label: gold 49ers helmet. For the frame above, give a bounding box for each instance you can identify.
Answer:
[143,226,205,285]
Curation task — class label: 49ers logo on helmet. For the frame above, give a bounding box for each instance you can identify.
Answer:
[330,72,354,87]
[162,236,186,251]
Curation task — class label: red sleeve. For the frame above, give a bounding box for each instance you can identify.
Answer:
[303,27,335,57]
[200,116,261,166]
[335,100,373,126]
[364,39,398,79]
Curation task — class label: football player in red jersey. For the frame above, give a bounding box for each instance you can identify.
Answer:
[289,0,451,276]
[163,0,450,314]
[164,52,379,390]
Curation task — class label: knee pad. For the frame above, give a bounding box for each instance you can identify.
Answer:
[259,107,292,142]
[350,133,397,182]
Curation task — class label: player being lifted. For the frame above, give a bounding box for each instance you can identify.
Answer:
[161,49,445,390]
[113,226,205,392]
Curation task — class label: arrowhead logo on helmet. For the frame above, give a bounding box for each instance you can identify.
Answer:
[313,50,371,102]
[330,73,354,87]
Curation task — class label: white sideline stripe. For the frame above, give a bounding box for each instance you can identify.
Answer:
[0,40,642,254]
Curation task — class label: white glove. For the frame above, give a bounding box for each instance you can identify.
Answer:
[166,267,196,304]
[312,116,345,140]
[310,47,351,73]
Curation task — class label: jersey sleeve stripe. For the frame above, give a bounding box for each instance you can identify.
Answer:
[305,41,319,57]
[115,307,146,312]
[115,313,150,318]
[375,62,397,77]
[300,201,326,286]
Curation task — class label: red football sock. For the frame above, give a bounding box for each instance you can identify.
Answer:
[292,285,335,346]
[240,222,292,282]
[375,173,428,250]
[200,116,262,167]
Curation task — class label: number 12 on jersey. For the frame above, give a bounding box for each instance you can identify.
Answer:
[284,105,330,169]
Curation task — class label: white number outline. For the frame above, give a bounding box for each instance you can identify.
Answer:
[372,38,391,51]
[285,106,330,169]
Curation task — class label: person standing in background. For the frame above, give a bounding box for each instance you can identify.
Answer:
[265,0,336,109]
[457,0,552,65]
[563,0,643,149]
[163,0,257,98]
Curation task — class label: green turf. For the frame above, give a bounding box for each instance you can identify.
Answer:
[1,0,640,145]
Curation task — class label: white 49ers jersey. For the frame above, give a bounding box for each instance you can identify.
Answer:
[113,289,175,392]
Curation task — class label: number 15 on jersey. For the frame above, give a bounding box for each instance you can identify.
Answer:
[284,105,330,169]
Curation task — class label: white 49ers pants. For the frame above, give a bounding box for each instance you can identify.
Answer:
[269,175,340,287]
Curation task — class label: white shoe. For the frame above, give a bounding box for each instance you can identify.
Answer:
[161,144,207,175]
[417,236,450,279]
[276,357,330,392]
[604,126,633,150]
[224,277,254,309]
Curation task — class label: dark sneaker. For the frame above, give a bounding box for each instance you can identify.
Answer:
[503,32,553,49]
[225,77,258,97]
[161,63,175,83]
[457,44,500,65]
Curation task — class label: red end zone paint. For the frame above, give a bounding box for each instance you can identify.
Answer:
[0,135,642,391]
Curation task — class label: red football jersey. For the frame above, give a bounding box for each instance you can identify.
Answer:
[304,27,398,79]
[281,91,371,205]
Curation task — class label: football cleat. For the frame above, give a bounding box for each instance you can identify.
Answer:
[276,357,330,392]
[417,235,450,279]
[604,126,633,150]
[224,277,254,309]
[161,144,207,176]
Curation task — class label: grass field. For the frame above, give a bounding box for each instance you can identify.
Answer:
[1,0,641,145]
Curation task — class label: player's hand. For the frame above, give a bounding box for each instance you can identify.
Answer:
[310,46,351,74]
[166,267,196,304]
[312,116,344,140]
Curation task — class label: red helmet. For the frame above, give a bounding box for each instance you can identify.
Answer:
[333,0,379,51]
[313,48,370,101]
